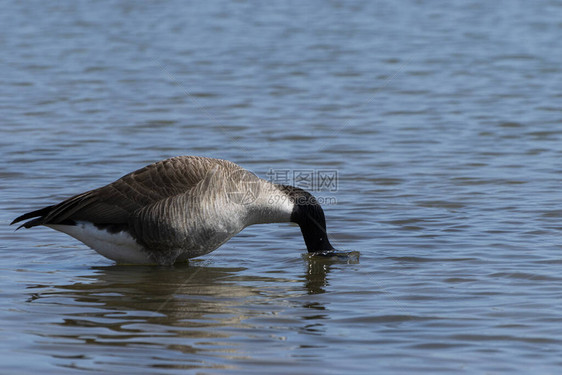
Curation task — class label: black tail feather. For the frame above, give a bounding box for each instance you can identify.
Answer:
[11,205,55,230]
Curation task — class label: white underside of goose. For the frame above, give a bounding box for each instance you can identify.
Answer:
[47,222,152,264]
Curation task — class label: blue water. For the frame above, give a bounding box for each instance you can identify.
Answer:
[2,1,562,373]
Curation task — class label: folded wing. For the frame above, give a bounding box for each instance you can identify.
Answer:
[11,156,240,230]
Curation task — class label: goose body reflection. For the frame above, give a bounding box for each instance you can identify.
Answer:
[12,156,338,265]
[24,256,336,368]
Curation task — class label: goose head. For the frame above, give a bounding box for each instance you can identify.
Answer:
[281,185,336,254]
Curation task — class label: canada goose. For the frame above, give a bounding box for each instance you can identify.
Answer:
[11,156,337,265]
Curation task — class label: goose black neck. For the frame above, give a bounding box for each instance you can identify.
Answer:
[281,185,335,253]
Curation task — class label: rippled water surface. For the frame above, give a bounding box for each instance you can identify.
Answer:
[2,1,562,374]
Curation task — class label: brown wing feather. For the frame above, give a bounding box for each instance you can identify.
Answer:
[12,156,241,228]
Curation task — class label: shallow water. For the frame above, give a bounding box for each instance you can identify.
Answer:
[2,1,562,373]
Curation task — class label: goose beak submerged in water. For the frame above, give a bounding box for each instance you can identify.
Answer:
[11,156,341,265]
